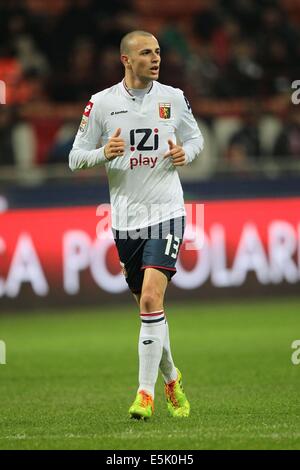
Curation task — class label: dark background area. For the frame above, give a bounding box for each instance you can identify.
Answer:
[0,0,300,210]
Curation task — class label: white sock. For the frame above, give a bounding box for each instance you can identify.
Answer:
[138,310,166,398]
[160,321,177,384]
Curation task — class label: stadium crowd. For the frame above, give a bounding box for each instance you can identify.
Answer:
[0,0,300,174]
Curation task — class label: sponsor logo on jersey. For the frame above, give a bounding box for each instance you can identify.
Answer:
[130,154,158,170]
[111,110,128,115]
[79,115,88,132]
[159,103,171,119]
[130,128,159,151]
[83,101,94,117]
[129,128,160,170]
[79,101,94,132]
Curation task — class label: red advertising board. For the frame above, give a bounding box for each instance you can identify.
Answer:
[1,198,300,308]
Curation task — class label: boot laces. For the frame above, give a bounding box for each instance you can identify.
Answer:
[165,380,180,407]
[139,390,153,410]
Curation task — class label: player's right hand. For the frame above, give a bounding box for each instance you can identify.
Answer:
[104,128,125,161]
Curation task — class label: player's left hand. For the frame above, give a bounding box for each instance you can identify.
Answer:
[164,140,186,166]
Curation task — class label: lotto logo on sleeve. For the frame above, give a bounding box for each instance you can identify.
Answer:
[79,116,88,132]
[79,101,94,132]
[83,101,94,117]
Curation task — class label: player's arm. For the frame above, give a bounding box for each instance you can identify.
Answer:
[69,98,125,171]
[164,92,204,167]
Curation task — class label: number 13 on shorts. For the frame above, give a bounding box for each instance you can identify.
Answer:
[165,234,181,259]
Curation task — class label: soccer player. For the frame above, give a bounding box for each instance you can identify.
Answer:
[69,31,204,419]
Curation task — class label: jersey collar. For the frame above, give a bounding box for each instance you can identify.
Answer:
[120,79,155,98]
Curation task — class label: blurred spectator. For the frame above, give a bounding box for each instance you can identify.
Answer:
[225,104,263,173]
[47,121,78,164]
[95,10,138,51]
[24,70,49,103]
[49,38,98,102]
[186,41,220,98]
[1,0,300,178]
[211,16,241,68]
[14,36,49,76]
[0,8,27,54]
[49,0,99,67]
[158,23,190,61]
[96,46,123,91]
[193,0,221,42]
[219,0,261,35]
[1,0,298,103]
[272,106,300,159]
[159,50,188,90]
[257,3,300,94]
[0,107,16,166]
[217,38,263,98]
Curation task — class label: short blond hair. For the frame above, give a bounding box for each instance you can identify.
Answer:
[120,31,155,55]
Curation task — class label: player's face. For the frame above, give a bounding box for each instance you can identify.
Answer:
[126,36,161,85]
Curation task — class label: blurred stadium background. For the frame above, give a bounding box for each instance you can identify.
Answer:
[1,0,300,307]
[1,0,300,450]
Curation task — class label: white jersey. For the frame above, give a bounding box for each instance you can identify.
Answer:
[69,80,204,230]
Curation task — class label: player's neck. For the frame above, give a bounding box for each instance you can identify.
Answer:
[124,76,153,90]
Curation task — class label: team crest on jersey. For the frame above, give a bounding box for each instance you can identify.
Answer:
[159,103,171,119]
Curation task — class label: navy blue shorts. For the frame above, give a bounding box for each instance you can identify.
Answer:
[113,217,185,294]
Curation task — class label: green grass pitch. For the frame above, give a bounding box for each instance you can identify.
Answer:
[0,298,300,450]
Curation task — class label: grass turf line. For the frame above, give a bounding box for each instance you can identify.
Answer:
[0,298,300,450]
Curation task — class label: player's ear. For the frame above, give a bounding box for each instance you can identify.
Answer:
[121,54,130,67]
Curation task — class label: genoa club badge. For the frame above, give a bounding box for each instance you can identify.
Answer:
[159,103,171,119]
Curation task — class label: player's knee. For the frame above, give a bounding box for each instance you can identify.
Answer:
[140,290,162,313]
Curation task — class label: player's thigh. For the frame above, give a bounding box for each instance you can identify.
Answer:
[141,267,168,302]
[114,234,145,295]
